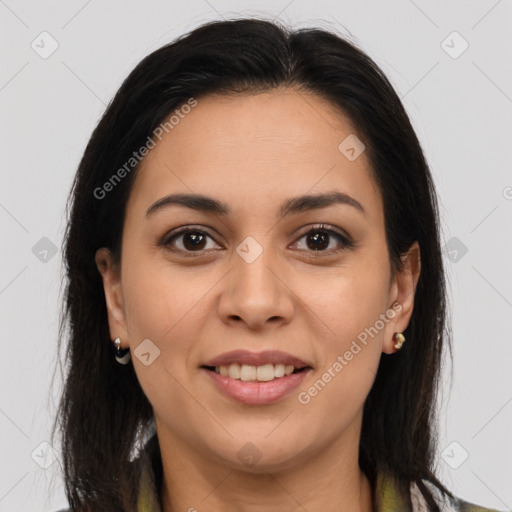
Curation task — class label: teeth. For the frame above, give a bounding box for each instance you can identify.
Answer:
[228,364,241,379]
[214,363,299,381]
[256,364,274,381]
[240,364,257,381]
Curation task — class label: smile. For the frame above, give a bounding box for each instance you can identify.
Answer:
[201,365,312,405]
[205,363,306,382]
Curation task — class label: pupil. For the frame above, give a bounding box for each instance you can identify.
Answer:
[184,232,206,250]
[307,232,328,251]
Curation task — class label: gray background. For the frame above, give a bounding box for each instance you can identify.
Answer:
[1,1,511,510]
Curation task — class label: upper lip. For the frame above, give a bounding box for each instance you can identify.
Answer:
[202,350,312,369]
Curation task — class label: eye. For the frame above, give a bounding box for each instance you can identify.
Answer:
[161,227,221,255]
[159,223,354,257]
[290,224,354,255]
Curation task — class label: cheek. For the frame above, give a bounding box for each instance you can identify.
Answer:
[295,260,389,411]
[122,261,208,429]
[296,271,387,427]
[301,261,390,346]
[120,259,205,404]
[122,255,204,340]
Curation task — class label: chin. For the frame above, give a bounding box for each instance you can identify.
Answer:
[211,438,309,474]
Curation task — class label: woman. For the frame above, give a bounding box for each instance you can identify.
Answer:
[52,17,502,512]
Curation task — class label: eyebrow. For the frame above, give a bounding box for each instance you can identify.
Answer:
[145,191,366,219]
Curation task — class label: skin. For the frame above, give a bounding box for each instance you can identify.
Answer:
[95,88,421,512]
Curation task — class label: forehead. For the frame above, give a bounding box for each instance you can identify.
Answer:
[128,89,383,222]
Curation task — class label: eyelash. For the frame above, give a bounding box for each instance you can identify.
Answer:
[159,224,354,258]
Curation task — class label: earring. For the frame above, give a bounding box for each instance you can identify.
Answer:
[393,332,405,350]
[114,337,131,364]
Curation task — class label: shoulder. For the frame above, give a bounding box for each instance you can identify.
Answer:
[412,479,506,512]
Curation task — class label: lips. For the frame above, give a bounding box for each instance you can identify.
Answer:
[201,349,311,369]
[203,365,312,405]
[200,350,313,404]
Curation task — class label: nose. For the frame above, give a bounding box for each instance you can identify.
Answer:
[217,243,295,330]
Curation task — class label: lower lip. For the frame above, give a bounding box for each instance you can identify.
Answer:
[203,368,311,405]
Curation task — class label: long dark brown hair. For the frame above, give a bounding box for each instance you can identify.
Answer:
[51,17,453,511]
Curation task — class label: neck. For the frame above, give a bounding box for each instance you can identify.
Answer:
[157,417,374,512]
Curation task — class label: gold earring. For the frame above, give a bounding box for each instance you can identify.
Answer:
[393,332,405,350]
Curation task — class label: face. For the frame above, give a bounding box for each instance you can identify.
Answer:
[96,89,420,473]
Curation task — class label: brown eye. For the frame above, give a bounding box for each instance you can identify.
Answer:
[162,228,221,254]
[305,231,330,251]
[292,225,354,254]
[160,224,354,257]
[181,232,207,251]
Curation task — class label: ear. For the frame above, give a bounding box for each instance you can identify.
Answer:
[382,241,421,354]
[95,247,129,348]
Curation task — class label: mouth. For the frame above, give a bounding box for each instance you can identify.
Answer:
[201,364,312,405]
[201,363,311,382]
[200,349,313,383]
[200,350,313,405]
